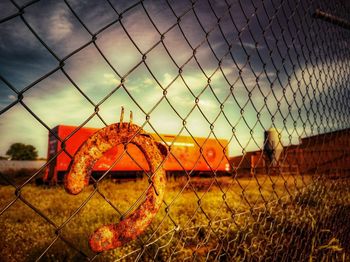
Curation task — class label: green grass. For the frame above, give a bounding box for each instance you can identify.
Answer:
[0,174,349,261]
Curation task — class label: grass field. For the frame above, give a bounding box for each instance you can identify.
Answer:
[0,173,349,261]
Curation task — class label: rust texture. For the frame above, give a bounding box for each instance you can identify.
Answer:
[64,119,167,252]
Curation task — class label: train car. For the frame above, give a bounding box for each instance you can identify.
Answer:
[43,125,230,183]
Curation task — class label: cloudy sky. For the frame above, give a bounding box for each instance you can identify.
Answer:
[0,0,349,158]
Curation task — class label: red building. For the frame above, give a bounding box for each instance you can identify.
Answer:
[230,128,350,176]
[283,128,350,175]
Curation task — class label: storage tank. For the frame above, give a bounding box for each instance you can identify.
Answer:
[264,128,283,167]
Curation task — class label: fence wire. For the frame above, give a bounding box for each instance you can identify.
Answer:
[0,0,349,261]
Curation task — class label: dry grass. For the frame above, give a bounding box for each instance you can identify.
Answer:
[0,173,348,261]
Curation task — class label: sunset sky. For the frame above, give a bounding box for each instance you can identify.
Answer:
[0,0,349,158]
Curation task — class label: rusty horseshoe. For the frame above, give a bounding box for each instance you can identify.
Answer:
[64,108,168,252]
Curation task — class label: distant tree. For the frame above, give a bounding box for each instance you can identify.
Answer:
[6,143,38,160]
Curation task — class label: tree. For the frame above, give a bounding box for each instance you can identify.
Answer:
[6,143,38,160]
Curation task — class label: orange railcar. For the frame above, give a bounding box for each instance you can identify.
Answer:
[44,125,230,183]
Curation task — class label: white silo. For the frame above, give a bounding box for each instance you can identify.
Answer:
[264,128,283,167]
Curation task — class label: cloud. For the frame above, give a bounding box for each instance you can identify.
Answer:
[103,73,119,85]
[143,78,153,85]
[241,42,264,50]
[67,0,117,34]
[0,1,17,21]
[1,1,348,159]
[198,99,218,109]
[8,95,16,100]
[47,4,73,41]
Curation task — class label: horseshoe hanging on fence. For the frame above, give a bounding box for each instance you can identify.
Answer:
[64,108,168,252]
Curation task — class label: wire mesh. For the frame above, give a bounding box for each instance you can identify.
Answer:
[0,0,349,261]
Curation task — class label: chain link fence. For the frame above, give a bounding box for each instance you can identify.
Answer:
[0,0,349,261]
